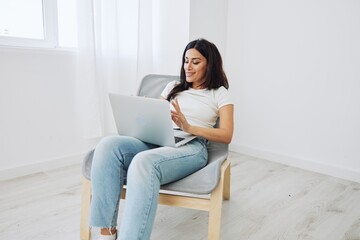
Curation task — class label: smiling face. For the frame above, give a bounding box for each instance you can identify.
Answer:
[184,48,208,89]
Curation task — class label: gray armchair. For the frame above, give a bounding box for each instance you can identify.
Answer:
[80,74,231,240]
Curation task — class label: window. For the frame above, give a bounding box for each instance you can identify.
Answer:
[0,0,77,49]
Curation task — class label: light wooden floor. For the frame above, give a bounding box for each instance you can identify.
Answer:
[1,152,360,240]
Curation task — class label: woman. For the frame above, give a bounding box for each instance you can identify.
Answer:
[90,38,234,240]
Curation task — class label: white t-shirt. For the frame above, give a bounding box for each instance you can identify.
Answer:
[160,81,233,128]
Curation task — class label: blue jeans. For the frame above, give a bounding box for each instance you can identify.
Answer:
[89,135,208,240]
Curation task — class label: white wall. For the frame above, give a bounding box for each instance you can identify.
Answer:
[189,0,228,57]
[0,48,98,178]
[137,0,228,78]
[226,0,360,182]
[137,0,190,78]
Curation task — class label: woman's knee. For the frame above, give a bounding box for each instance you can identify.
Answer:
[92,136,131,167]
[127,152,158,180]
[92,137,113,161]
[95,136,133,157]
[96,136,121,151]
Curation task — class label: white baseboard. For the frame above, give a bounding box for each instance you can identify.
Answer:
[0,153,86,182]
[229,143,360,183]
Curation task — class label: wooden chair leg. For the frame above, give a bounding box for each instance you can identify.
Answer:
[223,161,231,200]
[208,160,230,240]
[208,164,226,240]
[80,177,91,240]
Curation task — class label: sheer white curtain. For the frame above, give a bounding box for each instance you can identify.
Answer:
[75,0,140,138]
[74,0,188,138]
[137,0,190,78]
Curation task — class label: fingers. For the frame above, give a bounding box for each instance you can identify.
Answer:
[171,99,182,122]
[171,110,180,122]
[170,98,183,128]
[170,111,178,121]
[171,98,181,112]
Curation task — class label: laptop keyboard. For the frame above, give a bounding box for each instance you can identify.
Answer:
[174,136,185,143]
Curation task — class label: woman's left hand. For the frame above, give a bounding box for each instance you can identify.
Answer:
[171,98,191,132]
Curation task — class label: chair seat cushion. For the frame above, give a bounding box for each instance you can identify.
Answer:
[82,141,228,195]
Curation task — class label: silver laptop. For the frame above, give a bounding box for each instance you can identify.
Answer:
[108,93,197,147]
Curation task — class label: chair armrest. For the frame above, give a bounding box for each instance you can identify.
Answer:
[161,142,228,194]
[82,149,94,181]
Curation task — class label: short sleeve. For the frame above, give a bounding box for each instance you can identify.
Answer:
[216,87,233,109]
[160,80,178,99]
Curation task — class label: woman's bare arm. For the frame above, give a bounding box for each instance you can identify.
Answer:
[171,98,234,144]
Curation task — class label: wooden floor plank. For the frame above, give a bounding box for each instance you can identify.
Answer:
[0,152,359,240]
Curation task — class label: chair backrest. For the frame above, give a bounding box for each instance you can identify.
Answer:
[137,74,180,98]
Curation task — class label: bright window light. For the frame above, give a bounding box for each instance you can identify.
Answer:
[0,0,44,39]
[0,0,78,49]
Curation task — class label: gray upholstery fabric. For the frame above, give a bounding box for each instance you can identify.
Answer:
[161,141,228,194]
[136,74,180,98]
[81,74,229,194]
[82,149,94,181]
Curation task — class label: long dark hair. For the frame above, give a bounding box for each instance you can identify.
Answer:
[166,38,229,101]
